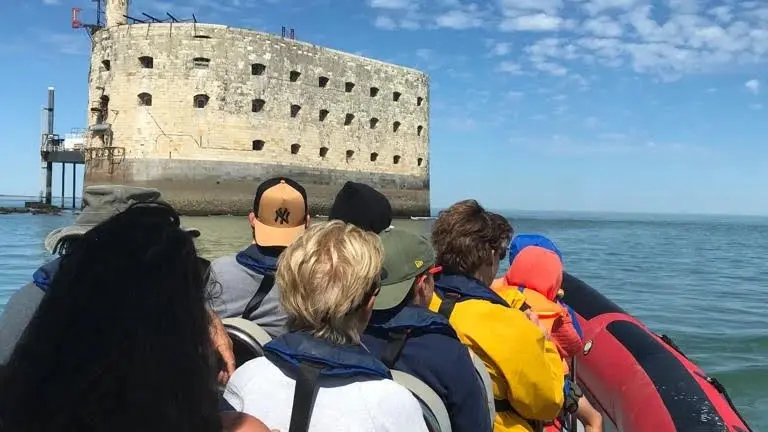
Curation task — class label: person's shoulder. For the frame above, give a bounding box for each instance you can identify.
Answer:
[358,375,415,398]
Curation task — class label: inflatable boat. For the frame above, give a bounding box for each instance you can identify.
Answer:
[562,272,753,432]
[222,273,754,432]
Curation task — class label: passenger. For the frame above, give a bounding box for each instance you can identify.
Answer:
[224,221,428,432]
[329,180,393,234]
[486,212,528,309]
[207,177,310,338]
[0,202,270,432]
[0,185,234,381]
[429,200,565,432]
[496,236,603,432]
[362,227,493,432]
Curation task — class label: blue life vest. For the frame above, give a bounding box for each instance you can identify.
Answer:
[236,244,278,276]
[367,304,456,337]
[32,258,61,293]
[264,331,391,380]
[434,273,510,308]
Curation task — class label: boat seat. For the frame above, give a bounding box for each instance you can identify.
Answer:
[391,370,452,432]
[222,317,273,368]
[469,349,496,425]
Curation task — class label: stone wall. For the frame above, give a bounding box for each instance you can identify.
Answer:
[84,22,430,215]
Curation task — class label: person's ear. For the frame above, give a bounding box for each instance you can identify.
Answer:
[248,211,256,227]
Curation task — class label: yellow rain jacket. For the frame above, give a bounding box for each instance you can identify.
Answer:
[429,273,564,432]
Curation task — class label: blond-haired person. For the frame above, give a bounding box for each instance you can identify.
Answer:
[224,221,428,432]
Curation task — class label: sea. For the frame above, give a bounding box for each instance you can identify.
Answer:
[0,199,766,430]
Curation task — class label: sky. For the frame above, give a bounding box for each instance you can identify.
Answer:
[1,0,767,215]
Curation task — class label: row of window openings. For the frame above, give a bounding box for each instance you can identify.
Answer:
[111,57,424,106]
[138,94,424,137]
[251,141,424,167]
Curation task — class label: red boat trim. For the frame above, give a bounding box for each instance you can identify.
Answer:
[606,320,727,431]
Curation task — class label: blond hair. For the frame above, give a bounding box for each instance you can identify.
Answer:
[276,220,383,345]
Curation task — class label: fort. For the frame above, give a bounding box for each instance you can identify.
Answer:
[84,0,430,216]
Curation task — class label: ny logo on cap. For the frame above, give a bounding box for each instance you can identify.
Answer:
[275,208,291,224]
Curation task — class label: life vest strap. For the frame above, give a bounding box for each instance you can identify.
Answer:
[437,293,460,319]
[381,330,410,368]
[241,273,275,319]
[288,362,322,432]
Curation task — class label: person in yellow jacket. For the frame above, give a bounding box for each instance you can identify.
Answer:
[428,200,565,432]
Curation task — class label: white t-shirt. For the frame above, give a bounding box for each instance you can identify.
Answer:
[224,357,428,432]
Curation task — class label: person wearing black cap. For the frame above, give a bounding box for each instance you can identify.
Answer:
[329,181,393,234]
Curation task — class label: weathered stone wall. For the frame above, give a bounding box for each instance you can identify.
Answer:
[84,22,430,215]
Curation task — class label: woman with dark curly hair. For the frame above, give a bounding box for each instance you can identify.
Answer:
[0,202,269,432]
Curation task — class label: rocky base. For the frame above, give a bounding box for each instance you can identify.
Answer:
[86,158,431,217]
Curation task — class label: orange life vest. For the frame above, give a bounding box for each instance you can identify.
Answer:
[492,279,573,374]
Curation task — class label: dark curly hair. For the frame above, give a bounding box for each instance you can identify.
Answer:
[0,202,221,432]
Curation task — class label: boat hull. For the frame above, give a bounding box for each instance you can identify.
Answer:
[562,273,752,432]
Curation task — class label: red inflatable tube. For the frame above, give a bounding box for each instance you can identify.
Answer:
[561,272,753,432]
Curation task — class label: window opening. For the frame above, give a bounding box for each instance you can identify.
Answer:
[139,56,153,68]
[137,93,152,106]
[193,57,210,69]
[193,94,209,109]
[252,63,266,75]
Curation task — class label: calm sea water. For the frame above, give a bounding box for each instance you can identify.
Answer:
[1,210,766,430]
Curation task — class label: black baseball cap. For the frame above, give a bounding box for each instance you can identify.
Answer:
[329,181,392,234]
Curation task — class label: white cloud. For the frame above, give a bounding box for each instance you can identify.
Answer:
[374,16,397,30]
[708,5,734,23]
[435,6,483,29]
[508,90,525,98]
[42,0,61,4]
[369,0,411,10]
[498,61,523,74]
[363,0,768,81]
[499,0,563,16]
[745,79,760,94]
[533,60,568,76]
[489,42,512,56]
[583,16,623,37]
[500,13,564,32]
[582,0,639,16]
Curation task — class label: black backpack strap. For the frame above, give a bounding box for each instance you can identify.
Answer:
[288,362,323,432]
[380,330,410,368]
[437,292,460,319]
[241,273,275,319]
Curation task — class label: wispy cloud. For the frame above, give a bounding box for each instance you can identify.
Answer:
[745,79,760,95]
[42,0,61,5]
[489,42,512,56]
[363,0,768,81]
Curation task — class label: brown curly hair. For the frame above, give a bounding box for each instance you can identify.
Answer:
[431,199,499,275]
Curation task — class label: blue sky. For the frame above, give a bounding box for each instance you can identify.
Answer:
[1,0,767,215]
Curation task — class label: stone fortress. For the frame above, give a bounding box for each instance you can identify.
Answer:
[85,0,430,216]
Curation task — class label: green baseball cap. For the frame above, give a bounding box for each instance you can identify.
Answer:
[374,227,437,310]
